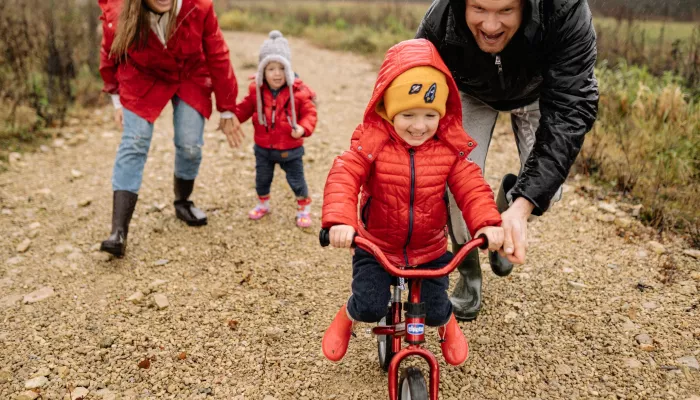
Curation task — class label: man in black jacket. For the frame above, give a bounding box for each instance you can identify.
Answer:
[417,0,599,320]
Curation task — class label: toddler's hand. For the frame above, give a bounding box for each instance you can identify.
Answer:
[330,225,355,248]
[291,125,305,139]
[474,226,504,252]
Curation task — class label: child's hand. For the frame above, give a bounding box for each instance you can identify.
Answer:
[291,125,305,139]
[329,225,355,248]
[474,226,504,252]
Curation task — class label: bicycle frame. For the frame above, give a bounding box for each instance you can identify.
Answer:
[319,230,486,400]
[356,235,486,400]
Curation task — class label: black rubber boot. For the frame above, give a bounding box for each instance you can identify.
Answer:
[100,191,138,258]
[489,174,518,277]
[449,240,482,321]
[173,176,207,226]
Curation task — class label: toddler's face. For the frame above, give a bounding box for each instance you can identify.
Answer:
[264,62,286,90]
[392,108,440,147]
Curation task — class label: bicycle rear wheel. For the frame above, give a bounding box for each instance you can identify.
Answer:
[377,311,395,372]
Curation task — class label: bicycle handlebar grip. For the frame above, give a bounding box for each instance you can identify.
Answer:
[319,228,330,247]
[477,234,489,250]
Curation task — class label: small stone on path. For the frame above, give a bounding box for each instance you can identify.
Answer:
[635,333,653,345]
[24,376,48,389]
[16,239,31,253]
[154,259,169,266]
[683,249,700,259]
[148,279,168,291]
[127,291,144,304]
[624,358,642,369]
[676,356,699,370]
[556,364,572,375]
[568,281,586,290]
[16,391,39,400]
[647,241,666,254]
[153,293,169,309]
[71,387,89,400]
[23,287,54,304]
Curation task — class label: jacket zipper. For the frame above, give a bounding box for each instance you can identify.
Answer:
[495,55,505,90]
[403,148,416,266]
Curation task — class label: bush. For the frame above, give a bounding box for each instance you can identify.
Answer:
[0,0,102,135]
[578,62,700,235]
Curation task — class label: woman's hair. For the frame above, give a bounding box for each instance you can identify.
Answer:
[110,0,177,59]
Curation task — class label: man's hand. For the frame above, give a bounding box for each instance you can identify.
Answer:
[219,117,244,148]
[329,225,356,248]
[498,197,535,264]
[114,109,123,129]
[474,226,504,252]
[291,125,305,139]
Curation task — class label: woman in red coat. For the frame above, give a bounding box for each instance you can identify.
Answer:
[320,39,504,366]
[98,0,243,257]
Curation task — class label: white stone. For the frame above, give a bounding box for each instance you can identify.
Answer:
[683,249,700,259]
[71,387,89,400]
[127,291,144,304]
[24,376,48,389]
[677,356,699,370]
[647,241,666,255]
[23,287,55,304]
[568,281,586,290]
[153,293,169,309]
[16,239,31,253]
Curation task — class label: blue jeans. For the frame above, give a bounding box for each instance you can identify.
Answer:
[347,249,453,327]
[253,144,308,198]
[112,96,205,193]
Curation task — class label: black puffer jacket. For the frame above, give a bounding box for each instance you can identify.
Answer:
[416,0,599,215]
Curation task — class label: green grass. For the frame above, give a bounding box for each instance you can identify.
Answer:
[594,17,698,43]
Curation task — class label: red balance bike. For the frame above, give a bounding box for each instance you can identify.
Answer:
[320,229,487,400]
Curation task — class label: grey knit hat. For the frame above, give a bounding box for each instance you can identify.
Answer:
[256,30,296,128]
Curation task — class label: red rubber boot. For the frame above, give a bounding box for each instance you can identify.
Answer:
[438,314,469,366]
[322,305,354,362]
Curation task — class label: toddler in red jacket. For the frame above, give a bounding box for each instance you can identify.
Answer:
[235,31,318,228]
[320,39,505,366]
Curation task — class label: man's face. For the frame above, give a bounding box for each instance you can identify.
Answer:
[465,0,523,54]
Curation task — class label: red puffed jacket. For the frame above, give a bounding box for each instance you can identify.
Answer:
[99,0,237,123]
[235,79,318,150]
[322,39,502,266]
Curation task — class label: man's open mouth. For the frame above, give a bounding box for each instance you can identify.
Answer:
[481,31,505,43]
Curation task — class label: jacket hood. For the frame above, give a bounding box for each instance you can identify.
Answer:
[364,39,474,154]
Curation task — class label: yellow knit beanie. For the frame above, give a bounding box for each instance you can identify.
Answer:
[380,66,449,121]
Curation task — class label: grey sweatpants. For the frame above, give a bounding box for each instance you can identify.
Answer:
[448,92,562,244]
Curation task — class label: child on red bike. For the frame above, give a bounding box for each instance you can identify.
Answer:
[235,31,318,228]
[320,39,504,366]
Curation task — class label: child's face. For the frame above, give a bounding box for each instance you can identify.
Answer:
[392,108,440,147]
[264,62,286,90]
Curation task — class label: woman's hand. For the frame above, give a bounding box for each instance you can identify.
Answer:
[474,226,505,252]
[219,117,244,148]
[291,125,305,139]
[114,109,123,129]
[329,225,356,248]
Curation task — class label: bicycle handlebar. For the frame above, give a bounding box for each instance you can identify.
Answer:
[319,228,488,279]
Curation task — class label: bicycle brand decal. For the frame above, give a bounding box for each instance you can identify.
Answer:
[407,323,425,335]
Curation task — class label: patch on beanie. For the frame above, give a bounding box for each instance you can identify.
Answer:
[408,84,423,95]
[424,83,437,104]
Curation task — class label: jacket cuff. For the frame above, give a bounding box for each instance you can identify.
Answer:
[510,192,544,217]
[220,111,234,119]
[110,94,122,110]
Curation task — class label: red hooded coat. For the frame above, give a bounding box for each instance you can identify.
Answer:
[235,79,318,150]
[99,0,237,123]
[321,39,502,266]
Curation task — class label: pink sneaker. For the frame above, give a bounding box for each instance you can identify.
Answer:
[296,211,312,228]
[248,204,269,220]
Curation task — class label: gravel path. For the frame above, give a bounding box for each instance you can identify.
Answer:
[1,32,698,400]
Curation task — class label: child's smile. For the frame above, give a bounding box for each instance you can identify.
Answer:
[393,108,440,147]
